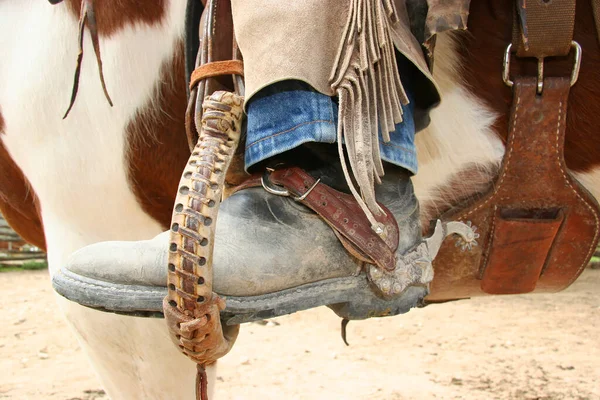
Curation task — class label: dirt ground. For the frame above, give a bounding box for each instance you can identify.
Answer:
[0,269,598,400]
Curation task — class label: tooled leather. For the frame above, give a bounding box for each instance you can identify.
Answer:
[269,168,400,272]
[428,77,600,301]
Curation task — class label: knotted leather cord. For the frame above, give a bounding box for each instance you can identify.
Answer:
[63,0,113,119]
[330,0,409,231]
[196,365,209,400]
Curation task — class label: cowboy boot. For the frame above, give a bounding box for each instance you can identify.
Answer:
[52,147,473,324]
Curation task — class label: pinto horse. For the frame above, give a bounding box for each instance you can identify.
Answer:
[1,1,599,398]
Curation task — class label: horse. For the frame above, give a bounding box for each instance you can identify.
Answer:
[1,0,599,398]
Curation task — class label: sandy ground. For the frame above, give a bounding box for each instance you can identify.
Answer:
[0,269,598,400]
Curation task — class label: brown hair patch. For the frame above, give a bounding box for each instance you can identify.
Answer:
[0,118,46,249]
[125,40,191,229]
[66,0,167,37]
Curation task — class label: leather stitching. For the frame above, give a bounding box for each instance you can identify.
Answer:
[454,81,599,289]
[461,93,519,219]
[553,100,600,285]
[212,0,218,36]
[479,205,498,279]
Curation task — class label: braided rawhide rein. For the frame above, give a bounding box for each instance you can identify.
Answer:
[164,91,243,400]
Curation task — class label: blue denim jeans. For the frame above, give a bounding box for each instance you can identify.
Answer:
[245,80,417,174]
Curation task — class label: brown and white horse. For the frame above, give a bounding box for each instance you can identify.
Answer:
[1,1,598,398]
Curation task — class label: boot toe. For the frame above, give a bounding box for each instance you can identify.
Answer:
[65,231,169,287]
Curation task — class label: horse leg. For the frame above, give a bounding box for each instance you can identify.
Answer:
[55,295,216,400]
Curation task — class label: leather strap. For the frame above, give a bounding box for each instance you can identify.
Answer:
[477,77,596,294]
[270,168,400,272]
[166,92,243,400]
[189,60,244,90]
[175,2,244,398]
[513,0,576,58]
[185,0,242,151]
[430,77,600,300]
[185,0,204,92]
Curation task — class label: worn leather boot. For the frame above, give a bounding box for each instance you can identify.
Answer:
[53,145,470,324]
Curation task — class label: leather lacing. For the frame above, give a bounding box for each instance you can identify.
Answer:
[165,91,243,400]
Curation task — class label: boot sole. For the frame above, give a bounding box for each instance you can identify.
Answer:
[52,268,428,324]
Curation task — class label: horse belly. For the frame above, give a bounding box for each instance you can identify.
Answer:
[0,1,200,398]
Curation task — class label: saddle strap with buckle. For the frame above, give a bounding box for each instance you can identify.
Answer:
[429,0,600,300]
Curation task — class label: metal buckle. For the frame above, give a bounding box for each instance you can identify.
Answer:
[503,41,582,94]
[261,167,321,201]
